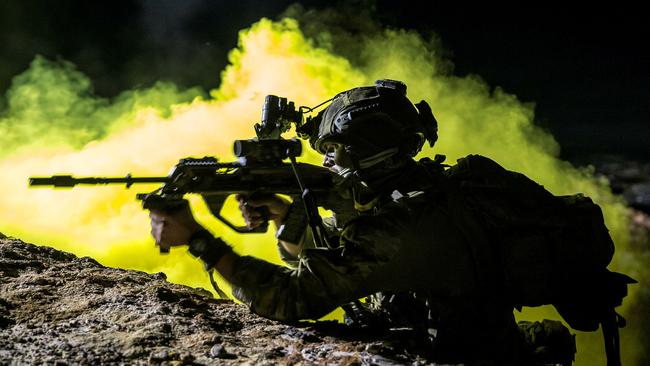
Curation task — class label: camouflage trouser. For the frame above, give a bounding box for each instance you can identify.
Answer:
[342,294,525,364]
[343,296,575,366]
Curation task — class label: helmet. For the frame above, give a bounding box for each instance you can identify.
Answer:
[306,80,438,170]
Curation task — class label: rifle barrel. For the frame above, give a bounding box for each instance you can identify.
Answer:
[29,175,169,188]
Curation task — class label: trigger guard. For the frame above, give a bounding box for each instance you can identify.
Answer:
[213,212,270,234]
[203,194,270,234]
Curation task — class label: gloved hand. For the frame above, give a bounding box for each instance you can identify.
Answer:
[235,193,291,229]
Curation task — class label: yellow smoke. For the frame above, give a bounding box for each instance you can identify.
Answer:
[0,17,643,365]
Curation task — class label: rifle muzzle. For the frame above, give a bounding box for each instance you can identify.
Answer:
[29,175,77,187]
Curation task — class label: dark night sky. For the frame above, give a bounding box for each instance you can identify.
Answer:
[1,1,647,162]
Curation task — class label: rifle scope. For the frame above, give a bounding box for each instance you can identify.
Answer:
[233,139,302,163]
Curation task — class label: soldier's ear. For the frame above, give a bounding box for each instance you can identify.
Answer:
[401,133,425,157]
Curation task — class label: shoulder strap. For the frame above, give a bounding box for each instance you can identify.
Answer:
[602,309,629,366]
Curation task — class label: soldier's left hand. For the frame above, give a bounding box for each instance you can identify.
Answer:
[149,204,203,251]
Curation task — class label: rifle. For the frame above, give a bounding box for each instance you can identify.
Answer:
[29,95,349,251]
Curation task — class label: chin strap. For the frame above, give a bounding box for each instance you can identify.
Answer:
[357,147,399,169]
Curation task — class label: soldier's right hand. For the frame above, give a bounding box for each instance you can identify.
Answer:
[235,194,291,229]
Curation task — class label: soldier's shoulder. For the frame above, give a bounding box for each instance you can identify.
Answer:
[341,211,402,243]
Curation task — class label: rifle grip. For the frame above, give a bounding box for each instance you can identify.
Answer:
[202,193,270,234]
[249,204,270,232]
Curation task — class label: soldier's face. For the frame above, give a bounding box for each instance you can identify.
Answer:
[322,142,354,173]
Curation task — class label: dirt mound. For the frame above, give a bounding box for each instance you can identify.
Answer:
[0,237,428,365]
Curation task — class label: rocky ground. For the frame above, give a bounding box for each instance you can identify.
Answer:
[1,182,649,365]
[0,235,432,366]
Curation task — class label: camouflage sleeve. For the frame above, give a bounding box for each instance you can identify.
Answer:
[276,215,341,267]
[229,215,401,322]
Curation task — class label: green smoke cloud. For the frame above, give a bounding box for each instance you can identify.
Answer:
[0,56,204,158]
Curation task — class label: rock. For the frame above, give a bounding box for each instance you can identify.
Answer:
[148,350,170,362]
[210,343,235,359]
[0,238,432,365]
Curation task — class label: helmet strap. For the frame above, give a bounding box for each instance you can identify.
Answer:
[357,147,400,169]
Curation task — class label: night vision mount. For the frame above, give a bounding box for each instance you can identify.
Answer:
[252,94,325,141]
[236,94,325,164]
[255,95,303,140]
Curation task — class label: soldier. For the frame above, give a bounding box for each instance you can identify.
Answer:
[149,80,572,365]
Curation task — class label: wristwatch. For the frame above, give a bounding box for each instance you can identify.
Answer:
[188,229,233,270]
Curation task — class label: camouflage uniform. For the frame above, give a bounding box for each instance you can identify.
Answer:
[227,160,524,363]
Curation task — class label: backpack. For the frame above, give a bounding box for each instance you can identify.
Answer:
[423,154,636,366]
